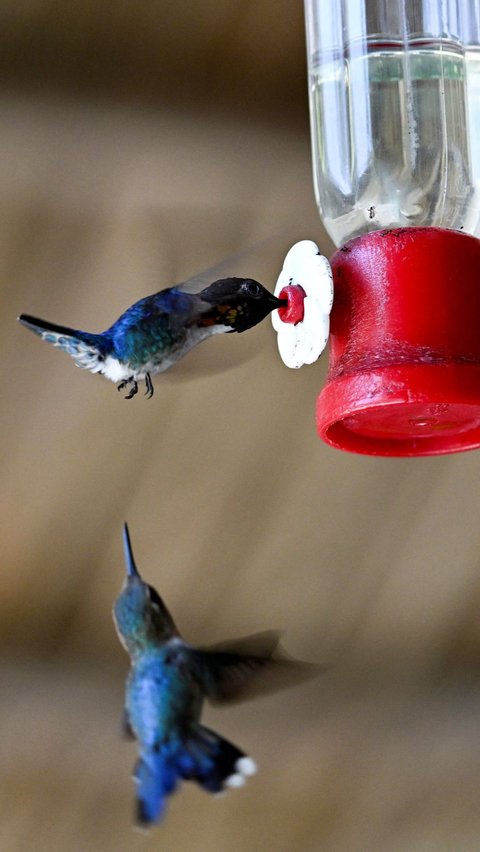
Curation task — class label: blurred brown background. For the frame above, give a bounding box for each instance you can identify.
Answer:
[2,2,480,850]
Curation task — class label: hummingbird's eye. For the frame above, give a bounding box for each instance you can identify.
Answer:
[243,281,262,297]
[147,585,163,609]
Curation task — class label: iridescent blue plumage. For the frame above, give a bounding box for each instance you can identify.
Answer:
[18,276,285,399]
[113,524,317,828]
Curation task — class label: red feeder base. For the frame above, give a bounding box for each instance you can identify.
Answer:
[317,227,480,456]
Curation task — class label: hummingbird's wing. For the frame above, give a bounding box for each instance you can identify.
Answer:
[190,630,321,705]
[172,231,289,295]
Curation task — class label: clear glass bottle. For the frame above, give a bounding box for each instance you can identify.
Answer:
[305,0,480,247]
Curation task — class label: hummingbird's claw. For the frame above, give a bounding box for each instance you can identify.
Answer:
[117,377,139,399]
[144,373,154,399]
[124,380,138,400]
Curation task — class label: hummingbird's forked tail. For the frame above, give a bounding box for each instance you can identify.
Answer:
[181,724,257,794]
[18,314,109,373]
[134,725,256,827]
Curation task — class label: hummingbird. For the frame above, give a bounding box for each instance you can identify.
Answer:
[18,275,285,399]
[113,524,317,828]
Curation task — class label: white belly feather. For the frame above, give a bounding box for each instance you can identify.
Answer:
[100,324,229,384]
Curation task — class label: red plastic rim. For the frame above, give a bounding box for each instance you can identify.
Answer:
[317,364,480,456]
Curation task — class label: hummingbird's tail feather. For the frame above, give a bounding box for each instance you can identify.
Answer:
[179,724,257,795]
[18,314,109,373]
[133,726,256,826]
[134,749,179,827]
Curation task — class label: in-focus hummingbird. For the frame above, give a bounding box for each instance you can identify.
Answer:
[113,524,317,828]
[18,274,285,399]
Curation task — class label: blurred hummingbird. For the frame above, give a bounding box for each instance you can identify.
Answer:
[18,274,285,399]
[113,523,317,828]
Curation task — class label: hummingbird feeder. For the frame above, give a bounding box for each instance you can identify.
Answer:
[273,0,480,456]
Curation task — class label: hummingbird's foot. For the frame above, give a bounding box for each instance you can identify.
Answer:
[144,372,154,399]
[117,377,139,399]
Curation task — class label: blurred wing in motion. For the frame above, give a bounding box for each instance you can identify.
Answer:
[191,630,321,705]
[173,230,290,295]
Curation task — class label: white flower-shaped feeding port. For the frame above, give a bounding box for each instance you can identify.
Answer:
[271,240,334,369]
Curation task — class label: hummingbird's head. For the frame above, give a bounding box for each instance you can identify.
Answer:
[113,524,178,656]
[200,277,287,333]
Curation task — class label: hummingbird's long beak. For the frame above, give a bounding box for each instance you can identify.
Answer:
[123,523,141,579]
